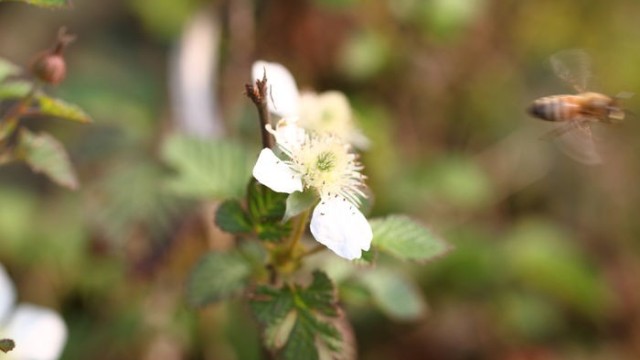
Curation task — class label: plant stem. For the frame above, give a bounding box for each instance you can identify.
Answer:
[0,83,38,148]
[299,244,326,259]
[244,71,273,149]
[286,209,310,256]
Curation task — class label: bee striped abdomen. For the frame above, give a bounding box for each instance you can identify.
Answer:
[528,95,580,122]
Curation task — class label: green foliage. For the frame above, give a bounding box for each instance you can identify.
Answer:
[187,250,253,308]
[370,215,450,262]
[215,200,253,234]
[283,190,318,222]
[0,0,71,8]
[247,181,291,241]
[359,268,427,321]
[16,128,78,189]
[0,58,20,81]
[161,134,252,199]
[0,339,15,353]
[36,95,92,123]
[339,30,390,80]
[250,271,345,360]
[0,81,31,100]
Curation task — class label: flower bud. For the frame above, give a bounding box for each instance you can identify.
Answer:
[30,27,76,85]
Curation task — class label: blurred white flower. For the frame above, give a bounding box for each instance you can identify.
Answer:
[252,122,372,260]
[252,61,369,149]
[0,264,67,360]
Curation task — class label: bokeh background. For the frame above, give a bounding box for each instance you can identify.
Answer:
[2,0,640,359]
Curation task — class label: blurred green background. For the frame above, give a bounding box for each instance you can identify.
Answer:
[2,0,640,359]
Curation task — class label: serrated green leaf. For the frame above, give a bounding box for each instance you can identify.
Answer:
[17,129,78,189]
[370,215,450,262]
[247,180,291,241]
[215,200,253,234]
[250,271,344,359]
[0,0,71,8]
[283,190,318,222]
[161,135,252,199]
[0,81,31,100]
[35,95,92,123]
[0,58,20,82]
[0,338,15,353]
[187,251,252,307]
[360,268,426,321]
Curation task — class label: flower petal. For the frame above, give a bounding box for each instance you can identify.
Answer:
[310,196,372,260]
[4,304,67,360]
[0,263,16,323]
[252,61,300,117]
[252,148,303,194]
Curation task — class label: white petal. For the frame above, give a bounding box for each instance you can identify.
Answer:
[4,304,67,360]
[252,61,300,117]
[252,148,303,194]
[0,263,16,323]
[271,118,306,151]
[310,197,372,260]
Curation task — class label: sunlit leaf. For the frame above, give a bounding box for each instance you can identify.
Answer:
[161,134,252,199]
[0,0,71,8]
[0,57,20,82]
[283,190,317,222]
[17,129,78,189]
[359,268,427,321]
[0,339,15,353]
[215,200,253,234]
[370,215,450,262]
[247,180,291,241]
[0,81,31,100]
[187,251,252,307]
[250,271,345,360]
[35,95,92,123]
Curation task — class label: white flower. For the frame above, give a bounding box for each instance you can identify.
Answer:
[252,61,369,149]
[252,123,372,260]
[0,264,67,360]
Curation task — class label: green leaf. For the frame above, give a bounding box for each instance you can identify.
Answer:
[370,215,451,262]
[186,251,252,307]
[283,190,318,222]
[161,134,252,199]
[0,81,31,100]
[359,268,427,321]
[215,200,253,234]
[0,58,20,82]
[17,129,78,189]
[0,0,71,8]
[0,338,15,353]
[35,95,92,123]
[247,180,291,241]
[250,271,345,359]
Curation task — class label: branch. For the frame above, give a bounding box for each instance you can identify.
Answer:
[244,71,273,149]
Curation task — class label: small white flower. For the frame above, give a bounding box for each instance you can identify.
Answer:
[252,124,372,260]
[0,264,67,360]
[252,61,369,148]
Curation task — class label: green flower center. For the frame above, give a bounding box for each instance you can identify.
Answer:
[315,151,336,172]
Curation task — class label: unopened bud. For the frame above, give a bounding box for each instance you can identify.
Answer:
[30,27,76,85]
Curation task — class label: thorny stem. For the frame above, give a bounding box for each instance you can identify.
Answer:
[244,70,273,149]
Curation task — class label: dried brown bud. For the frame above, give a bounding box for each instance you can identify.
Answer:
[30,27,76,85]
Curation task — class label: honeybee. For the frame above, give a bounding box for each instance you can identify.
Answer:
[527,49,631,164]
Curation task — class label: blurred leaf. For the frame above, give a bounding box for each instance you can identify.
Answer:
[17,129,78,189]
[0,81,31,100]
[283,190,318,223]
[370,215,450,262]
[497,293,563,341]
[250,271,344,360]
[0,339,15,353]
[0,57,20,81]
[215,200,253,234]
[247,181,291,241]
[34,95,93,123]
[421,0,486,39]
[0,0,71,8]
[359,268,427,321]
[312,0,357,9]
[128,0,200,39]
[503,219,611,317]
[161,134,252,199]
[187,251,252,307]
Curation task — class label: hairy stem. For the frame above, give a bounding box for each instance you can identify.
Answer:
[286,209,310,256]
[244,71,273,149]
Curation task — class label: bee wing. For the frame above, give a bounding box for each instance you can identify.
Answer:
[550,49,592,93]
[549,120,602,165]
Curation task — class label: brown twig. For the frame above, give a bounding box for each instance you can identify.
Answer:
[244,70,273,149]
